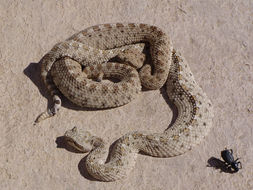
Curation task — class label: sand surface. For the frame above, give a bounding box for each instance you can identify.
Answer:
[0,0,252,189]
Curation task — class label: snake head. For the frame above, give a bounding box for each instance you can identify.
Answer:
[64,126,94,153]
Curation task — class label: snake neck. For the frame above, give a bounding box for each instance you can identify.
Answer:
[85,133,141,181]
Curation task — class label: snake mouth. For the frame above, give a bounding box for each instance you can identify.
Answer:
[64,137,86,152]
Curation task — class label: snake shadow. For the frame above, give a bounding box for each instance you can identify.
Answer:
[24,62,55,118]
[23,62,49,100]
[24,62,178,127]
[23,62,111,122]
[206,157,236,174]
[56,135,128,182]
[160,87,178,129]
[55,136,99,181]
[23,44,176,120]
[78,156,103,182]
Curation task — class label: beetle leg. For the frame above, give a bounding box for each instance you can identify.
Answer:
[237,161,242,169]
[227,165,232,171]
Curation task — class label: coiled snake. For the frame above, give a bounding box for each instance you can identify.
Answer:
[37,23,213,181]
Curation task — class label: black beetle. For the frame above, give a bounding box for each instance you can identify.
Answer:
[221,149,242,172]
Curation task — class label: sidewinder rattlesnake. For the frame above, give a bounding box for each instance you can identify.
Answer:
[37,23,213,181]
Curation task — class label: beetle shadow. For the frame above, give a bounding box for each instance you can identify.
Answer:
[206,157,236,174]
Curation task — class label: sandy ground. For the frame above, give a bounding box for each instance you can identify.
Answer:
[0,0,252,189]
